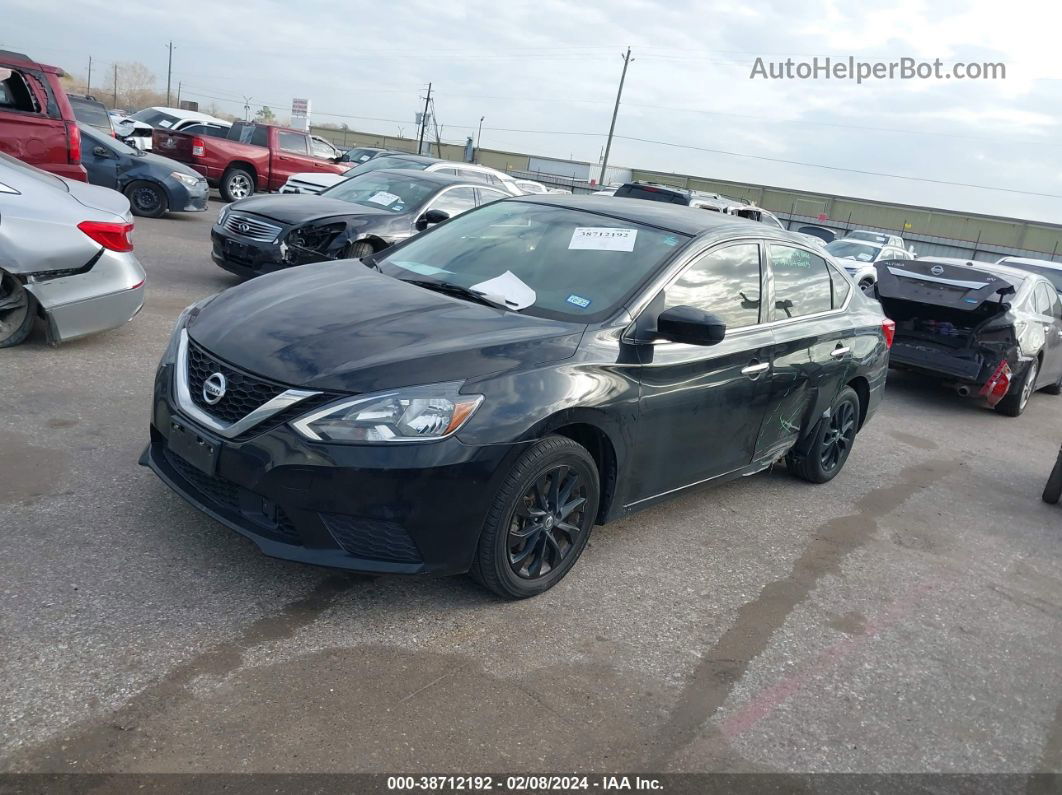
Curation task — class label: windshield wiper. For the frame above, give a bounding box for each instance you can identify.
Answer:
[402,279,508,309]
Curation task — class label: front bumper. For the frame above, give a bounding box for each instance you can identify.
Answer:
[211,227,287,278]
[24,250,145,343]
[141,363,521,575]
[170,179,209,212]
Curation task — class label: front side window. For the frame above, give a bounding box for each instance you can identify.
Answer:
[664,243,762,330]
[431,186,477,217]
[769,245,834,319]
[278,131,308,155]
[475,187,509,205]
[311,137,336,158]
[377,201,691,321]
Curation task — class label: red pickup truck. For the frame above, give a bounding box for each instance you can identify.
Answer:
[153,121,348,202]
[0,50,87,181]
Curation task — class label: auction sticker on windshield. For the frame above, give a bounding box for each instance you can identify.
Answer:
[569,227,637,252]
[368,191,401,207]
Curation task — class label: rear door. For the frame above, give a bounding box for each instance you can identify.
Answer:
[1034,281,1062,384]
[758,243,854,461]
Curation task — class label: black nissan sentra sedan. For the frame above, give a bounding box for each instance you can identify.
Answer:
[142,196,891,598]
[211,169,512,278]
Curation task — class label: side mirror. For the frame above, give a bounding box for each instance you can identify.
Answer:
[656,305,726,346]
[416,208,450,230]
[92,145,109,158]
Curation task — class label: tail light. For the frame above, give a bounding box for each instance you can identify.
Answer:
[980,359,1012,407]
[881,318,896,349]
[191,137,205,157]
[77,220,134,252]
[65,121,81,164]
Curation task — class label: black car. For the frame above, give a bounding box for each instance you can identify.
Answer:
[143,196,890,598]
[79,124,209,218]
[875,257,1062,416]
[339,146,398,165]
[211,169,511,278]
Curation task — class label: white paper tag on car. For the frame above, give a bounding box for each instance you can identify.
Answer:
[568,227,637,252]
[469,271,537,310]
[367,191,401,207]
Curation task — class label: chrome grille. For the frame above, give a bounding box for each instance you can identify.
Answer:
[223,213,282,242]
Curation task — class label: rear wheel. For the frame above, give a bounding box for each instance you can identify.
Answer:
[470,435,599,599]
[220,167,254,203]
[0,270,35,348]
[787,386,860,483]
[125,180,168,218]
[996,359,1038,417]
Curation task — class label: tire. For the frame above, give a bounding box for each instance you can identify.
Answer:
[995,359,1038,417]
[858,278,874,293]
[345,240,375,259]
[125,180,168,218]
[787,386,861,484]
[219,167,254,203]
[1043,450,1062,504]
[1040,373,1062,396]
[470,435,600,599]
[0,270,35,348]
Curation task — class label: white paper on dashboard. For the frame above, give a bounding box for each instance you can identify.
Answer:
[568,227,637,252]
[469,271,537,310]
[367,191,401,206]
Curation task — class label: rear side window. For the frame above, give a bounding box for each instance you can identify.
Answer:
[475,187,508,205]
[278,131,308,154]
[0,68,41,113]
[828,263,851,307]
[769,245,834,319]
[665,243,762,329]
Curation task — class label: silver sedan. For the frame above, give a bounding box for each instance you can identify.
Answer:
[0,153,145,347]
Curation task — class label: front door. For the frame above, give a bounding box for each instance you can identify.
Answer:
[628,241,777,502]
[82,140,120,188]
[270,130,316,191]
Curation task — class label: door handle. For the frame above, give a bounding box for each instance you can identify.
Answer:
[830,346,851,358]
[741,361,770,377]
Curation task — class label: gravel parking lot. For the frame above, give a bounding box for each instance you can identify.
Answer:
[2,203,1061,775]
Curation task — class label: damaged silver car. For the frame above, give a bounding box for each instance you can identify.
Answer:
[0,152,145,347]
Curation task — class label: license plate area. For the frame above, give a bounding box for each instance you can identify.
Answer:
[167,420,220,475]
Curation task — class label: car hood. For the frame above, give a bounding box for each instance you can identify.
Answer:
[63,177,131,221]
[229,195,386,225]
[187,262,584,393]
[288,171,348,187]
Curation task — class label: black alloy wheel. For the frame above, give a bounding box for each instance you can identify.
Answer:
[126,181,167,218]
[471,435,600,598]
[788,386,861,484]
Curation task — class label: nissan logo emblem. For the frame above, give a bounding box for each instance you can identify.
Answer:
[202,372,227,405]
[930,265,944,276]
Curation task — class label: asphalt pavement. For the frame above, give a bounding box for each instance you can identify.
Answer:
[2,202,1061,774]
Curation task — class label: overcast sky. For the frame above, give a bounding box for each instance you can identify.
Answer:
[8,0,1062,223]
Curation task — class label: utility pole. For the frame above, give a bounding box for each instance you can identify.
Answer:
[176,81,182,107]
[112,63,118,107]
[86,56,92,97]
[417,82,432,156]
[598,46,632,187]
[476,115,484,154]
[165,41,174,106]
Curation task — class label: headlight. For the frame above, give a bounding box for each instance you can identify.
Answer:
[172,171,200,188]
[160,295,217,366]
[291,382,483,443]
[217,205,230,226]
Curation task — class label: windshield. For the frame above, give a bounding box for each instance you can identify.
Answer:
[130,109,180,129]
[826,240,882,262]
[345,155,432,178]
[377,200,691,321]
[341,148,380,164]
[846,230,889,244]
[320,172,438,213]
[1002,260,1062,291]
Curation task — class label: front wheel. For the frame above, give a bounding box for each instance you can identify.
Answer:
[787,386,861,483]
[858,278,875,293]
[996,359,1038,417]
[470,436,600,599]
[345,240,375,260]
[125,180,168,218]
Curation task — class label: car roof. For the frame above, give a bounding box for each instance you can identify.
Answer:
[510,194,786,237]
[378,153,441,165]
[998,256,1062,270]
[143,106,230,124]
[366,168,488,187]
